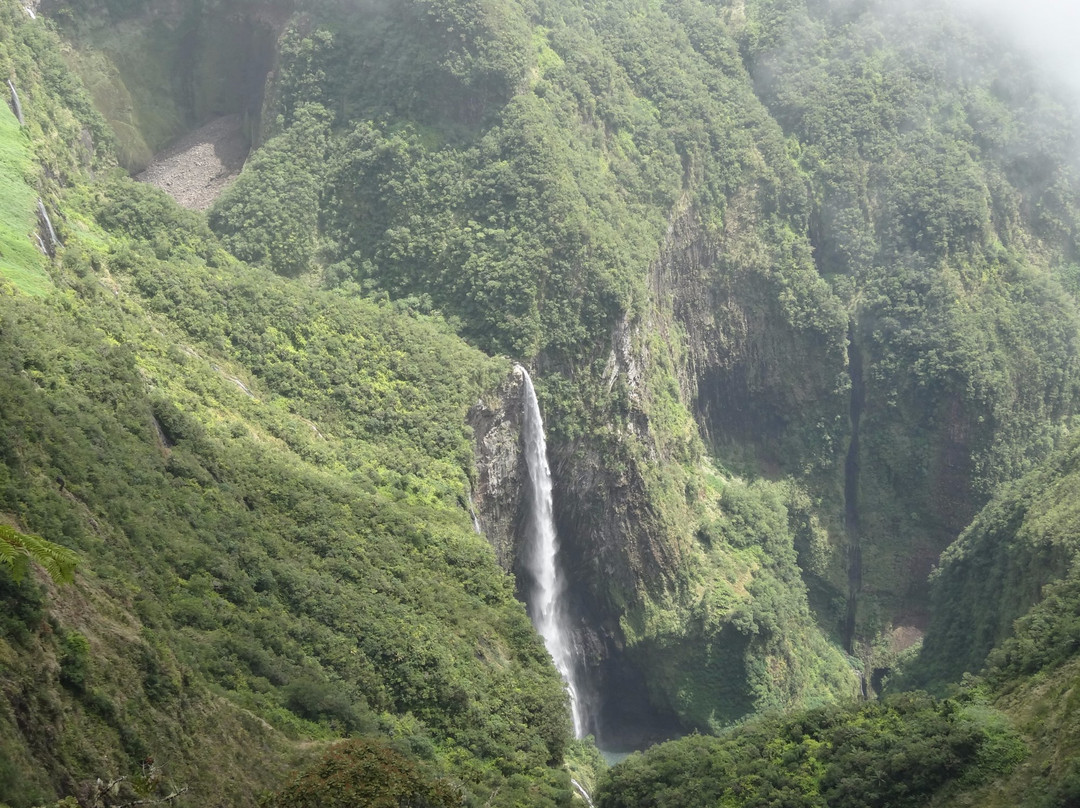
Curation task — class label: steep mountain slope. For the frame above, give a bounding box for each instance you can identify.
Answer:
[70,0,862,741]
[0,5,574,805]
[902,433,1080,806]
[913,434,1080,687]
[4,0,1080,801]
[596,431,1080,807]
[178,0,1080,739]
[746,0,1080,635]
[0,87,49,294]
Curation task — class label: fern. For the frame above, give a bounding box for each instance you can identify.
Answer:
[0,525,78,584]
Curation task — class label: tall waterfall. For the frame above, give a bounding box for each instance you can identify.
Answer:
[7,79,24,126]
[36,198,59,254]
[517,365,588,738]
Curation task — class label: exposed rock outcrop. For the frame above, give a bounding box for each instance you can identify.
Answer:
[136,114,249,210]
[470,359,688,748]
[650,202,849,474]
[468,367,526,572]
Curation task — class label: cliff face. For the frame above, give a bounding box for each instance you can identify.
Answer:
[527,296,857,745]
[468,368,526,572]
[554,316,696,747]
[552,451,691,749]
[645,200,975,642]
[910,434,1080,687]
[649,201,850,578]
[469,348,698,747]
[474,183,1075,739]
[652,205,850,477]
[44,0,284,169]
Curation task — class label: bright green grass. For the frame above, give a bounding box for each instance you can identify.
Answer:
[0,104,51,296]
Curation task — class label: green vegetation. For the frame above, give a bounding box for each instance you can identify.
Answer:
[263,739,460,808]
[197,0,1080,668]
[0,6,572,804]
[37,0,1080,724]
[595,692,1025,808]
[669,425,1080,808]
[908,434,1080,689]
[0,204,573,802]
[209,104,330,277]
[0,93,48,295]
[743,0,1080,639]
[619,470,858,731]
[0,524,77,584]
[194,0,865,734]
[4,0,1080,803]
[882,433,1080,806]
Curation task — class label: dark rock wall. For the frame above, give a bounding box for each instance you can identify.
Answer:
[468,368,526,573]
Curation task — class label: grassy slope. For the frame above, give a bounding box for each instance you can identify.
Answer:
[943,658,1080,808]
[0,103,49,295]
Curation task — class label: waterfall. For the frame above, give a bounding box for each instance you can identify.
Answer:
[36,198,59,255]
[570,778,596,808]
[7,79,24,126]
[467,491,483,535]
[517,365,588,738]
[843,326,864,654]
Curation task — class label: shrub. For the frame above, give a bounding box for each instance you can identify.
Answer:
[58,631,91,694]
[262,738,460,808]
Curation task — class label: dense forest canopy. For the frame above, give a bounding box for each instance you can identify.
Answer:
[2,0,1080,805]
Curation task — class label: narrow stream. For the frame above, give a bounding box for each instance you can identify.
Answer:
[843,325,865,655]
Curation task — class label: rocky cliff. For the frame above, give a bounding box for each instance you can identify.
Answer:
[468,367,526,572]
[44,0,284,169]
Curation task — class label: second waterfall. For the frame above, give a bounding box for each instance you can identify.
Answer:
[517,365,589,738]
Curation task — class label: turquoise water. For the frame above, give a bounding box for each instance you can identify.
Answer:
[600,749,633,766]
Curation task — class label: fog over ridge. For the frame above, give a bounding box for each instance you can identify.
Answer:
[943,0,1080,96]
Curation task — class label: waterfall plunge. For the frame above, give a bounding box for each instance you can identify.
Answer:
[36,199,59,255]
[517,365,588,738]
[8,79,24,126]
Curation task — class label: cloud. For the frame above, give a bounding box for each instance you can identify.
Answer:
[944,0,1080,96]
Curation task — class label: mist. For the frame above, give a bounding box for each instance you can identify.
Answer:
[945,0,1080,97]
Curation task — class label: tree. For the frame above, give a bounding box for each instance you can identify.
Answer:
[0,524,78,584]
[262,739,460,808]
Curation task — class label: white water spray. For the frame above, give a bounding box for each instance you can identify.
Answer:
[571,778,595,807]
[467,491,483,535]
[36,198,59,254]
[7,79,24,126]
[517,365,588,738]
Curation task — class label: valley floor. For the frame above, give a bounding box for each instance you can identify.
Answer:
[135,114,247,210]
